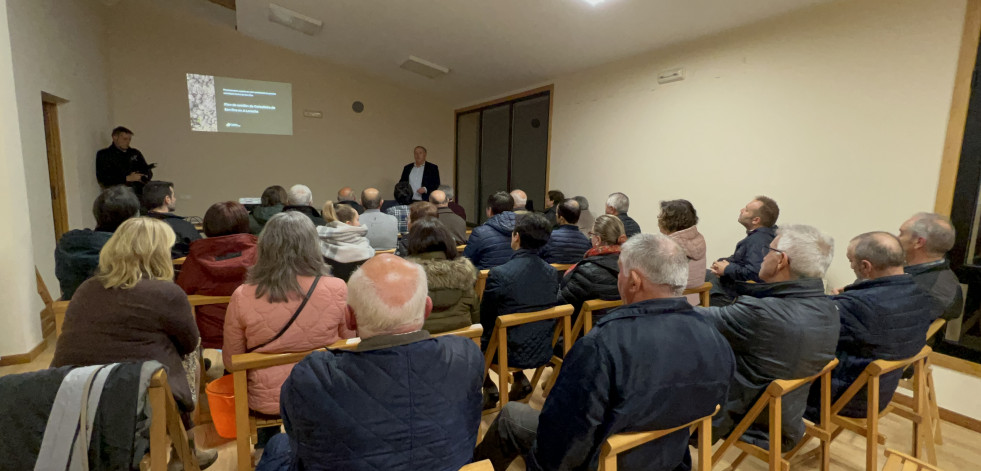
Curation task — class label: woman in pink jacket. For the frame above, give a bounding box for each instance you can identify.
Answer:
[223,211,355,446]
[658,199,707,306]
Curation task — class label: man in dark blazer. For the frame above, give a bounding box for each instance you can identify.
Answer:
[399,145,440,202]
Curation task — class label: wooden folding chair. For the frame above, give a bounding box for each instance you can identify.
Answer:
[53,300,70,336]
[140,369,201,471]
[550,263,573,272]
[683,281,712,307]
[475,269,490,302]
[482,305,574,414]
[888,319,946,446]
[882,448,943,471]
[713,358,839,471]
[376,248,397,254]
[173,257,187,266]
[534,299,622,398]
[459,459,494,470]
[786,346,935,471]
[228,325,483,471]
[599,405,720,471]
[456,244,467,252]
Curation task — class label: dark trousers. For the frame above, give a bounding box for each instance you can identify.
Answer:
[474,402,541,471]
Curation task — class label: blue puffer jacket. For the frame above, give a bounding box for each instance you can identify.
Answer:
[809,275,933,418]
[464,212,516,269]
[54,229,112,300]
[540,225,591,264]
[722,226,777,283]
[480,249,559,369]
[278,334,484,471]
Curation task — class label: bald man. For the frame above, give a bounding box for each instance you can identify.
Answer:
[430,189,467,244]
[336,186,365,214]
[259,254,484,471]
[510,189,529,214]
[359,187,399,250]
[805,232,934,420]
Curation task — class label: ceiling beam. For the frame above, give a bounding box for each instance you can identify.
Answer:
[207,0,236,10]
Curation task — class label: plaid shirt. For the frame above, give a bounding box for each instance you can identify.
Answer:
[385,205,410,234]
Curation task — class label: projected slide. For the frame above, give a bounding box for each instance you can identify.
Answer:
[186,74,293,135]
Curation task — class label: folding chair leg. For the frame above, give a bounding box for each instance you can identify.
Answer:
[233,371,253,471]
[769,395,783,471]
[867,376,880,471]
[926,367,943,445]
[542,362,561,397]
[728,451,748,470]
[696,416,711,471]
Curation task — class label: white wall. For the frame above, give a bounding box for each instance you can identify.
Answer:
[548,0,966,289]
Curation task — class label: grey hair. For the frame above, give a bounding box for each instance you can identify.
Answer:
[288,184,313,207]
[347,262,428,337]
[247,211,330,303]
[908,212,955,255]
[438,184,454,201]
[510,189,527,209]
[775,224,834,279]
[573,195,589,211]
[607,192,630,213]
[620,233,689,295]
[850,232,905,270]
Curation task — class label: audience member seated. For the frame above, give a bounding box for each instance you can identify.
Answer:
[358,187,399,250]
[480,213,557,405]
[336,186,366,214]
[55,185,139,300]
[384,181,414,233]
[464,191,517,270]
[440,183,467,220]
[430,189,468,244]
[805,232,934,420]
[50,217,216,467]
[283,184,326,226]
[404,218,478,333]
[249,185,287,234]
[707,196,779,305]
[317,203,375,281]
[658,199,708,306]
[574,195,595,237]
[605,192,641,237]
[475,233,735,471]
[558,214,625,320]
[542,190,564,227]
[540,198,591,264]
[696,225,839,450]
[395,201,438,256]
[142,180,201,258]
[223,211,355,447]
[511,189,530,214]
[899,212,964,324]
[176,202,258,349]
[256,254,484,471]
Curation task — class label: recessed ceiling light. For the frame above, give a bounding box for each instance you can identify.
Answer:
[582,0,606,5]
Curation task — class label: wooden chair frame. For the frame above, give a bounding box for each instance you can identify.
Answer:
[482,305,574,415]
[140,369,201,471]
[713,358,839,471]
[475,269,490,302]
[785,346,935,471]
[882,448,942,471]
[598,405,720,471]
[459,459,494,470]
[54,294,233,337]
[535,299,622,398]
[888,319,946,446]
[686,281,712,307]
[227,324,483,471]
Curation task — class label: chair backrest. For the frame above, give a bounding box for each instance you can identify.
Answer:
[376,248,397,254]
[832,346,932,417]
[599,405,720,471]
[456,244,467,252]
[882,448,942,471]
[580,299,623,336]
[459,460,494,470]
[550,263,573,272]
[141,369,200,471]
[925,318,945,340]
[483,305,575,380]
[475,269,490,301]
[173,257,187,266]
[682,281,712,307]
[187,294,232,306]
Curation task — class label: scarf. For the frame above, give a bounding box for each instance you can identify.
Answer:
[316,222,376,263]
[567,244,621,274]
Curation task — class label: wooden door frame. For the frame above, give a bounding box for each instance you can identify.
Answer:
[41,92,69,241]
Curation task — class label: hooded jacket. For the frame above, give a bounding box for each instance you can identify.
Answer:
[54,229,112,300]
[175,233,258,349]
[669,225,708,305]
[541,225,591,264]
[317,221,375,281]
[463,211,516,269]
[557,250,620,317]
[249,204,283,234]
[283,205,326,226]
[410,252,479,334]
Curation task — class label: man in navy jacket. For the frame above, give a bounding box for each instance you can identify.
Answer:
[540,198,591,264]
[257,254,484,471]
[399,145,440,202]
[707,196,779,305]
[464,192,517,269]
[475,233,735,471]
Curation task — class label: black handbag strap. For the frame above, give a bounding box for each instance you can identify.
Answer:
[246,275,321,353]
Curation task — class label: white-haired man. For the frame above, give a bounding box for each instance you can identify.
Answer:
[696,224,839,450]
[258,254,484,471]
[283,184,326,226]
[899,212,964,325]
[510,189,529,214]
[475,233,734,471]
[605,192,641,237]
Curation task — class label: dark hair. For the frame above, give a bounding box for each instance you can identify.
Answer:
[658,199,699,233]
[409,201,438,224]
[548,190,565,207]
[93,185,140,232]
[556,198,581,224]
[851,232,905,270]
[514,213,551,250]
[754,195,780,227]
[394,181,414,205]
[487,191,514,215]
[414,145,427,154]
[111,126,133,136]
[142,181,174,211]
[203,202,250,237]
[260,185,288,207]
[405,218,458,259]
[335,204,358,224]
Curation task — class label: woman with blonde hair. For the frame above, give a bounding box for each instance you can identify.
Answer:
[557,214,627,318]
[51,217,216,467]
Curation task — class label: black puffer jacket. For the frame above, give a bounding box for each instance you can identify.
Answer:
[541,225,591,264]
[558,252,620,316]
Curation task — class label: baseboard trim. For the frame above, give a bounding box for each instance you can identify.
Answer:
[892,392,981,434]
[0,339,47,366]
[930,351,981,378]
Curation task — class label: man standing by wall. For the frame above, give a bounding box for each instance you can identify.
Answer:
[95,126,152,194]
[400,145,440,201]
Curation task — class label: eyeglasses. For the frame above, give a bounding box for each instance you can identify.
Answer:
[588,232,598,238]
[766,246,785,256]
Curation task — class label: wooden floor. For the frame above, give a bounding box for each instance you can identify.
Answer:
[4,342,981,471]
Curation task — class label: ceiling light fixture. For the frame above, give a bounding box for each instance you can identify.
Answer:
[400,56,450,79]
[581,0,606,5]
[268,3,323,36]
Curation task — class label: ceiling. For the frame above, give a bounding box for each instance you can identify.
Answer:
[231,0,836,106]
